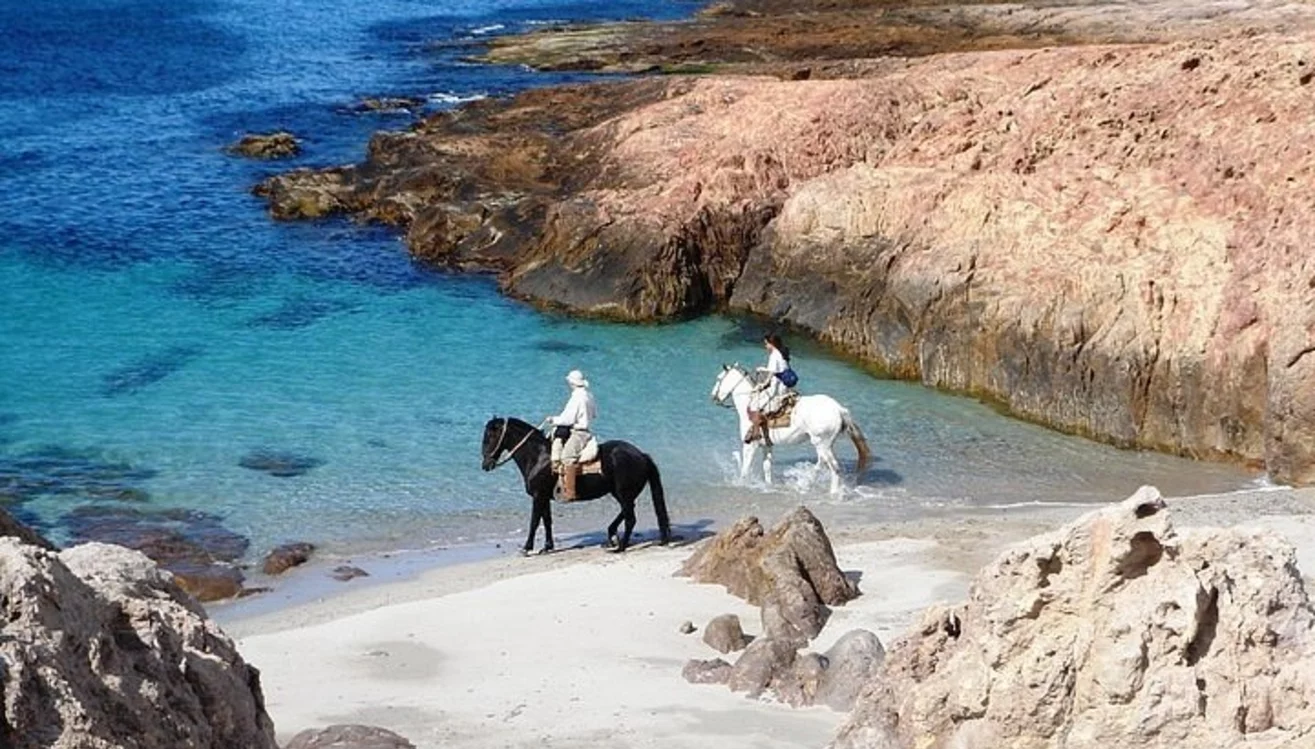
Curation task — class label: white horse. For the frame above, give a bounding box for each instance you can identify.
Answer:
[710,364,871,494]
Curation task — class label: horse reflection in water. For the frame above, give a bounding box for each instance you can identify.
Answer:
[710,364,871,494]
[481,417,672,555]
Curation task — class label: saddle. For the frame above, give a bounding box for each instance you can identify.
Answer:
[764,392,799,429]
[552,435,603,476]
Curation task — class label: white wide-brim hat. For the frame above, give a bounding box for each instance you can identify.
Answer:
[566,369,589,388]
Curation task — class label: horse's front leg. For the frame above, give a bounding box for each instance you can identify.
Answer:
[523,496,542,555]
[739,441,758,481]
[762,444,774,485]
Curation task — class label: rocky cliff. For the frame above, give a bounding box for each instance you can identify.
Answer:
[256,5,1315,482]
[830,487,1315,749]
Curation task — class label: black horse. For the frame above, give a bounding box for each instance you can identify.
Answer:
[480,417,672,555]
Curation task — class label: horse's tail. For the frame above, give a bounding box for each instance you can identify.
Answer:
[841,407,871,479]
[645,455,673,544]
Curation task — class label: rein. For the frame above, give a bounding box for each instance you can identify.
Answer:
[490,418,546,468]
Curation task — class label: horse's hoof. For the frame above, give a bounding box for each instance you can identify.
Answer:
[606,546,625,554]
[537,547,554,556]
[520,548,533,557]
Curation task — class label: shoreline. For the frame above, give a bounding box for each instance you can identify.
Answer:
[228,485,1315,748]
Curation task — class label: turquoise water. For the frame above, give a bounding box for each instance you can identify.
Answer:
[0,0,1263,564]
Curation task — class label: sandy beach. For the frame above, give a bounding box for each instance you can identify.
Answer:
[225,486,1315,749]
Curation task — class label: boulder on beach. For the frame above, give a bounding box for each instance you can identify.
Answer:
[832,486,1315,749]
[263,541,316,575]
[284,724,416,749]
[679,505,859,641]
[0,538,278,749]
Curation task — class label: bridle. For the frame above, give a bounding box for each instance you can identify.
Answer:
[712,366,750,408]
[486,418,543,468]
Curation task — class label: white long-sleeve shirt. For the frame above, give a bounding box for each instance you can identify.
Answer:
[758,349,790,396]
[551,387,597,430]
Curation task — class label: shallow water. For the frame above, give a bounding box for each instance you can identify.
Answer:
[0,0,1264,565]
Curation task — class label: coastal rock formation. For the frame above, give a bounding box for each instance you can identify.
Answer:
[229,131,301,159]
[0,539,277,749]
[679,506,859,640]
[831,487,1315,749]
[255,3,1315,481]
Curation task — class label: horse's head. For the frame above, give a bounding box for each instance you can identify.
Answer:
[481,417,508,471]
[711,363,749,404]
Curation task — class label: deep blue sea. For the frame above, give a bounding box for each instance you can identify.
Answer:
[0,0,1266,572]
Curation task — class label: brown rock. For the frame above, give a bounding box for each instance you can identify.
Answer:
[702,613,749,654]
[284,724,415,749]
[832,486,1315,749]
[0,539,278,749]
[229,131,301,159]
[263,541,315,575]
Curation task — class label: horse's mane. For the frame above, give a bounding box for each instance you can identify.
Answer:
[497,416,548,444]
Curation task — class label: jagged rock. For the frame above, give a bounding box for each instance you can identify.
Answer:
[703,613,749,654]
[679,620,697,634]
[727,636,798,698]
[229,131,301,159]
[680,506,858,639]
[815,630,885,712]
[832,486,1315,749]
[263,541,315,575]
[0,539,277,749]
[0,506,55,550]
[682,658,733,685]
[284,724,416,749]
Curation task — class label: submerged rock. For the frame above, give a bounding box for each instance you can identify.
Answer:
[228,131,301,159]
[239,448,324,477]
[832,487,1315,749]
[263,541,315,575]
[0,506,55,550]
[0,538,278,749]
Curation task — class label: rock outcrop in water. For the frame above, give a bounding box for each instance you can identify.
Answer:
[255,2,1315,483]
[0,538,278,749]
[831,487,1315,749]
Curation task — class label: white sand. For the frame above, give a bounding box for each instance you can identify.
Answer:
[228,487,1315,749]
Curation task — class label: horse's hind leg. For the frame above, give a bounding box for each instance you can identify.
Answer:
[816,441,843,494]
[606,510,625,548]
[612,501,638,553]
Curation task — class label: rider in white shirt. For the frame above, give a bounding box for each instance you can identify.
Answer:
[547,369,596,501]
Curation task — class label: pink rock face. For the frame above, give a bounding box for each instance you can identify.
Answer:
[256,25,1315,481]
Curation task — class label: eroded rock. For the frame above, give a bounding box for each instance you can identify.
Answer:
[682,658,733,685]
[0,539,277,749]
[832,486,1315,749]
[815,630,885,712]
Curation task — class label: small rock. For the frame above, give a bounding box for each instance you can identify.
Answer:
[262,542,315,575]
[703,613,748,653]
[331,565,368,582]
[228,131,301,159]
[679,620,696,634]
